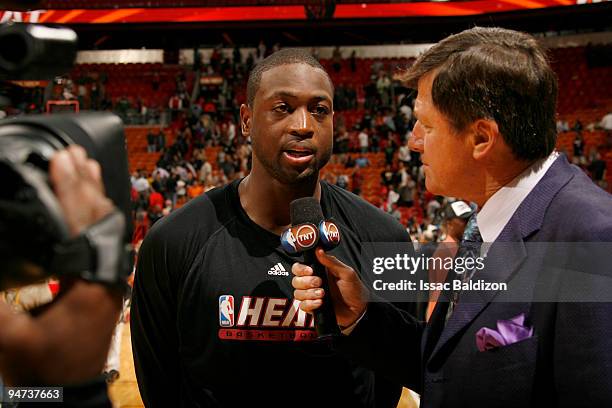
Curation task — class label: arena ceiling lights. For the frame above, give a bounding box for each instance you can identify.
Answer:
[0,0,591,24]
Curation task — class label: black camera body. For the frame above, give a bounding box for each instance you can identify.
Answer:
[0,23,132,290]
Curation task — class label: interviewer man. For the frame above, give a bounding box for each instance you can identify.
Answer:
[292,27,612,407]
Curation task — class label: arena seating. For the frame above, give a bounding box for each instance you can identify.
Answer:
[125,127,167,172]
[94,47,610,197]
[71,63,191,109]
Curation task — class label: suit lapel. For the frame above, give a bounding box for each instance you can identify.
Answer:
[427,228,526,362]
[425,154,576,364]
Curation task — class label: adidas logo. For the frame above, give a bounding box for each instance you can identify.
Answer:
[268,263,289,276]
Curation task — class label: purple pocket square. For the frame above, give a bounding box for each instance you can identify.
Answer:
[476,313,533,352]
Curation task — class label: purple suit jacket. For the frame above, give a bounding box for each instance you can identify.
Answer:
[340,155,612,407]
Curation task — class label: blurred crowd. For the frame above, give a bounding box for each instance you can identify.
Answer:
[0,42,609,247]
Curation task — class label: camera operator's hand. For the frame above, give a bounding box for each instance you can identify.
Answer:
[0,146,122,386]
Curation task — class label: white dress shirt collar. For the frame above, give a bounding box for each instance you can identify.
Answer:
[477,151,560,243]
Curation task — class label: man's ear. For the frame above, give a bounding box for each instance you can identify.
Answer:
[239,104,252,137]
[470,119,500,161]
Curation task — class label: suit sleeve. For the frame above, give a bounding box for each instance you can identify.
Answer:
[130,229,183,407]
[336,299,426,393]
[547,234,612,405]
[339,212,425,392]
[554,301,612,406]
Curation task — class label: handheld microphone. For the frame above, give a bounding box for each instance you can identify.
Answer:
[281,197,341,339]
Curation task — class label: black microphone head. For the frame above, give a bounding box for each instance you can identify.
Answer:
[290,197,324,225]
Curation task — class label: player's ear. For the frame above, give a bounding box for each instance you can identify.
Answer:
[240,104,252,137]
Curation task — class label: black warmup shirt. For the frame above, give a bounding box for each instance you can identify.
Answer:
[131,179,412,407]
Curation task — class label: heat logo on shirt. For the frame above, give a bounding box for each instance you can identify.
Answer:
[218,295,317,342]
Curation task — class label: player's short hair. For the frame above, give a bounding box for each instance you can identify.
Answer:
[246,48,334,107]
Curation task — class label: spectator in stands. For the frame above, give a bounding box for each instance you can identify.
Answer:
[191,147,204,169]
[156,128,166,152]
[335,125,350,154]
[382,109,397,132]
[350,50,357,73]
[151,71,160,91]
[162,199,174,217]
[148,203,163,226]
[146,129,157,153]
[336,173,350,190]
[334,85,347,111]
[344,154,355,168]
[174,130,189,157]
[397,166,416,207]
[398,138,411,166]
[165,174,178,205]
[150,173,165,197]
[227,120,237,145]
[386,184,400,210]
[246,52,254,72]
[384,134,397,165]
[91,82,100,109]
[441,200,473,243]
[115,96,131,120]
[175,179,187,202]
[148,186,164,213]
[370,130,380,153]
[220,154,237,180]
[210,45,222,73]
[168,94,183,121]
[573,119,583,132]
[198,155,212,183]
[345,85,357,109]
[371,59,384,76]
[332,46,342,72]
[255,40,266,62]
[187,179,205,199]
[588,151,607,189]
[152,166,170,180]
[381,164,396,187]
[600,111,612,132]
[376,72,392,107]
[237,143,252,174]
[358,128,369,153]
[364,81,378,110]
[132,170,150,196]
[573,132,585,164]
[557,119,569,133]
[426,195,443,220]
[232,45,242,68]
[390,202,402,223]
[355,155,370,168]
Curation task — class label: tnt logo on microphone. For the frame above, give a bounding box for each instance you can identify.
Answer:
[219,295,234,327]
[282,223,319,253]
[296,224,317,249]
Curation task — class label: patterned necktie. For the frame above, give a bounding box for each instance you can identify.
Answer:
[445,213,483,322]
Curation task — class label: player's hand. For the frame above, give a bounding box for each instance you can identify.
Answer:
[292,248,368,328]
[0,146,122,386]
